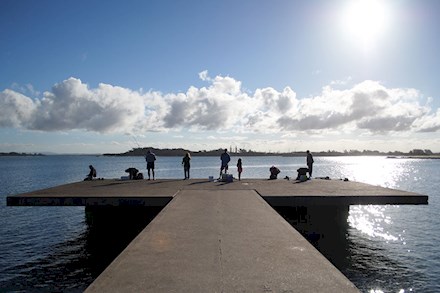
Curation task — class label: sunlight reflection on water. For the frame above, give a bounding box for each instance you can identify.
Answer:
[323,156,408,188]
[348,205,398,241]
[321,157,410,241]
[321,157,407,243]
[318,156,433,293]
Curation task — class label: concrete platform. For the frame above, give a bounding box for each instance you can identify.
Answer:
[6,178,428,206]
[7,179,428,292]
[85,190,359,293]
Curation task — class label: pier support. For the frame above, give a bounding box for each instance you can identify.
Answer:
[85,206,163,227]
[274,205,350,243]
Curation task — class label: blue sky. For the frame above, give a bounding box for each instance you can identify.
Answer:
[1,0,440,154]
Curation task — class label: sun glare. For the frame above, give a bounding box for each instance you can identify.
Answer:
[341,0,390,50]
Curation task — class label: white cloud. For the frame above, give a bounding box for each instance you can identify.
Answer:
[276,80,430,133]
[29,78,147,133]
[198,70,210,81]
[412,109,440,132]
[0,74,438,137]
[10,83,41,97]
[330,76,352,86]
[0,89,37,128]
[162,74,254,131]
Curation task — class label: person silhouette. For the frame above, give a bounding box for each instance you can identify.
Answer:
[237,158,243,181]
[306,150,314,178]
[182,152,191,179]
[145,150,157,180]
[219,149,231,178]
[84,165,96,181]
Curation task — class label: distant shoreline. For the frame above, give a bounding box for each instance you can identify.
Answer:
[0,152,44,157]
[101,147,440,158]
[2,149,439,158]
[387,155,440,159]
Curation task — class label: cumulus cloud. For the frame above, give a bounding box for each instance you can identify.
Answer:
[198,70,210,81]
[0,73,438,135]
[162,75,254,131]
[276,80,429,133]
[412,109,440,132]
[0,89,37,128]
[27,78,147,133]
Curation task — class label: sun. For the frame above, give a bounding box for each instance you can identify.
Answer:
[341,0,390,50]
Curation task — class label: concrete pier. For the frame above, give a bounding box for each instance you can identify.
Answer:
[85,190,358,293]
[6,178,428,206]
[5,178,428,292]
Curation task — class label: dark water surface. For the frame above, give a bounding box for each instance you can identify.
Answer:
[0,155,438,292]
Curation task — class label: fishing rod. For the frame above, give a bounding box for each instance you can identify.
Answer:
[131,134,146,157]
[132,135,141,149]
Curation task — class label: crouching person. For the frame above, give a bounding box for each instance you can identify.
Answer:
[84,165,97,181]
[269,166,280,180]
[125,167,139,180]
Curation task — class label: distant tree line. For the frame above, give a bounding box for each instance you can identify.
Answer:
[104,147,229,157]
[0,152,44,156]
[103,147,439,157]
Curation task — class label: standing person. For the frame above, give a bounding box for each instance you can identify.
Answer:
[306,150,314,178]
[145,150,156,180]
[182,152,191,179]
[236,158,243,181]
[219,148,231,178]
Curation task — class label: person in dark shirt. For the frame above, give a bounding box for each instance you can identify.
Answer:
[269,166,280,179]
[125,167,139,180]
[236,158,243,181]
[219,149,231,178]
[84,165,96,181]
[145,150,157,180]
[182,152,191,179]
[306,150,314,178]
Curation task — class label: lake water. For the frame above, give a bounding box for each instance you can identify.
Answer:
[0,155,438,292]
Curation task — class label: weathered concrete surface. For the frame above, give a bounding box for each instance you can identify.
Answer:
[85,190,359,293]
[6,179,177,206]
[259,179,429,206]
[7,179,426,291]
[6,178,428,206]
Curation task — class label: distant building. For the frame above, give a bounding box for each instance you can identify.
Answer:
[410,149,429,155]
[425,149,433,155]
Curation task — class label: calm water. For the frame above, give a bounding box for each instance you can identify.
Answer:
[0,155,438,292]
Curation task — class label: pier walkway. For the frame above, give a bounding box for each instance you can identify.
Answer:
[6,178,428,292]
[85,189,358,292]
